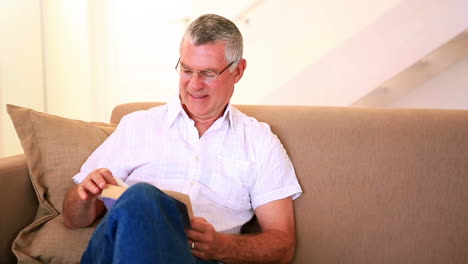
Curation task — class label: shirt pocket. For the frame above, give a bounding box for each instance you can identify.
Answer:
[203,155,253,212]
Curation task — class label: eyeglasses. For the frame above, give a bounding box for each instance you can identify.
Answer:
[175,58,234,83]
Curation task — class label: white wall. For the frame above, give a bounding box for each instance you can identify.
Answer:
[41,1,93,121]
[1,0,93,157]
[233,0,402,104]
[2,0,466,158]
[268,0,468,106]
[387,56,468,109]
[92,1,188,122]
[89,0,403,121]
[0,0,44,157]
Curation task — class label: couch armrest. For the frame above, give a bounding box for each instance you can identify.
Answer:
[0,154,38,263]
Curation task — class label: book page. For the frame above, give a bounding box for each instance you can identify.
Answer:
[162,190,194,220]
[101,184,127,200]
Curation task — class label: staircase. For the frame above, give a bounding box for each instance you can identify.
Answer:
[266,0,468,107]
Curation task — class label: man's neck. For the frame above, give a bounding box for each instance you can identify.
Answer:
[192,117,217,137]
[181,103,228,138]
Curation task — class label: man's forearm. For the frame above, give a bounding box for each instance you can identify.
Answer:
[216,230,296,264]
[62,185,103,228]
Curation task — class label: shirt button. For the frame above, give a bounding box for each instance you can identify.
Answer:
[194,155,199,161]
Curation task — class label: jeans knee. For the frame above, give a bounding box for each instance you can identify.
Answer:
[124,182,163,202]
[112,183,170,213]
[129,182,159,194]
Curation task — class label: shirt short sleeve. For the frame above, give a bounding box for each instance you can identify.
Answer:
[249,123,302,210]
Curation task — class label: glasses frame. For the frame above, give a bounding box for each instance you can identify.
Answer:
[175,58,234,82]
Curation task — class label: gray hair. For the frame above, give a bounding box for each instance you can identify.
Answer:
[181,14,243,71]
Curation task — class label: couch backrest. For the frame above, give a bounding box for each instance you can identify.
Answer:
[112,103,468,264]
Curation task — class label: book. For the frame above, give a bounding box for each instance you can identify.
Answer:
[99,179,194,228]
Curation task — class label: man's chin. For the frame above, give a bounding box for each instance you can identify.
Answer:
[184,104,208,117]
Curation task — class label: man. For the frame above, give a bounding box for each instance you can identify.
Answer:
[63,14,302,263]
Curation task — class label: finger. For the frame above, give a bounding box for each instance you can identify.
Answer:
[89,169,115,189]
[83,179,102,195]
[98,168,117,186]
[77,185,89,200]
[192,217,207,223]
[190,219,211,233]
[186,228,207,243]
[187,239,195,250]
[90,176,107,190]
[191,249,203,259]
[189,240,203,252]
[191,247,209,261]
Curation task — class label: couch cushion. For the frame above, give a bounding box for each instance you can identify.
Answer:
[12,215,98,264]
[7,105,116,263]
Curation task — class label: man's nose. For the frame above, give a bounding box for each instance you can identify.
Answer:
[189,73,204,90]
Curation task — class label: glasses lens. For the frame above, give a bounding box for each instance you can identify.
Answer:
[177,65,192,78]
[200,70,217,81]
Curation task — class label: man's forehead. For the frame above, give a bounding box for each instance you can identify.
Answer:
[180,40,226,67]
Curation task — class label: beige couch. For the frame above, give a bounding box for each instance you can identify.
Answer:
[1,102,468,263]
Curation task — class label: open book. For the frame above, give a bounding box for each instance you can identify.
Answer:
[100,179,194,228]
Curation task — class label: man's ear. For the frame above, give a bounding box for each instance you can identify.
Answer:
[233,59,247,83]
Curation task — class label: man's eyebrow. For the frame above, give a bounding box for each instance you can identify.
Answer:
[179,62,191,68]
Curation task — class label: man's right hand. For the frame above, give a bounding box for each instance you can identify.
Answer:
[77,168,118,201]
[63,168,118,228]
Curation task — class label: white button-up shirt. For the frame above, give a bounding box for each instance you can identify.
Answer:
[73,96,302,233]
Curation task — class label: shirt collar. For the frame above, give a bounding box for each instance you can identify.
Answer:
[165,95,184,128]
[165,94,235,132]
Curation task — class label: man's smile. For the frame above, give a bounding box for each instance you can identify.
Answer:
[190,94,209,99]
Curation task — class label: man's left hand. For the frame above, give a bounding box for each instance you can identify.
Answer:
[186,217,225,260]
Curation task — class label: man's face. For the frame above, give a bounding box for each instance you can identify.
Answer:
[179,39,245,122]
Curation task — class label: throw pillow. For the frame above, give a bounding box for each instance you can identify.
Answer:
[7,104,116,263]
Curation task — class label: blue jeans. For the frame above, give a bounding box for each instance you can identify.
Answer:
[81,183,217,264]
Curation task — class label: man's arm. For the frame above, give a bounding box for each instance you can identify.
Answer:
[63,168,117,229]
[187,197,296,264]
